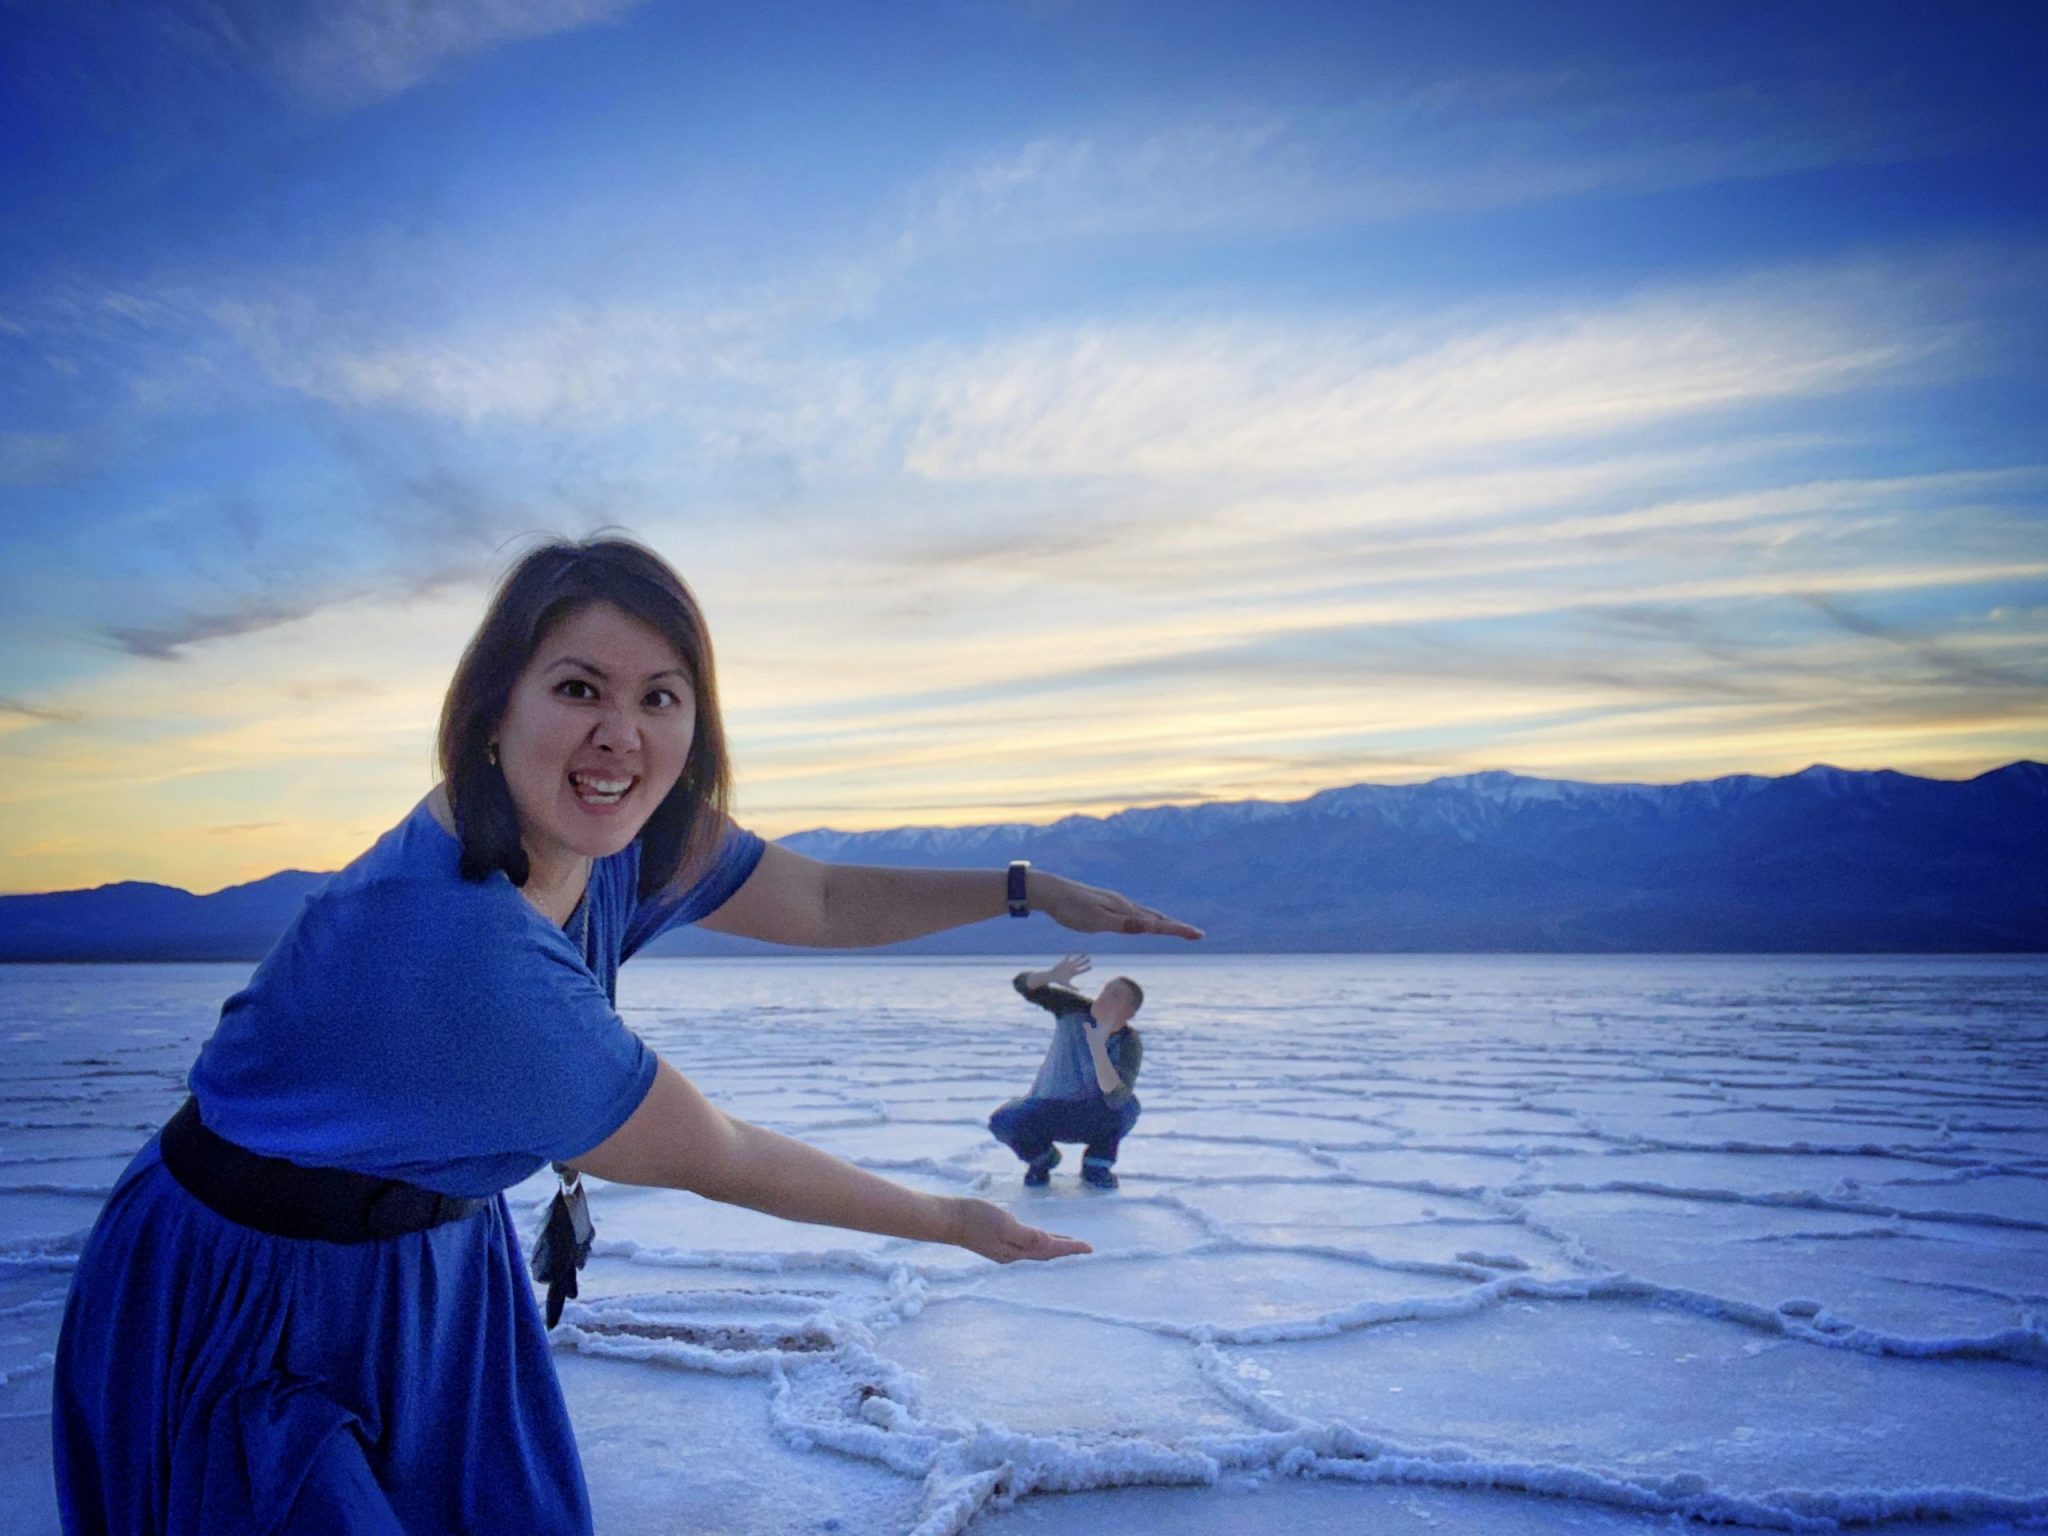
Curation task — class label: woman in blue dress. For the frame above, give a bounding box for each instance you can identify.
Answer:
[51,536,1201,1534]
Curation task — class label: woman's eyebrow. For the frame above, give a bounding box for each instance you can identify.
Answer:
[544,656,687,684]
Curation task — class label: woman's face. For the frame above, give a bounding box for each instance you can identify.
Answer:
[493,600,697,876]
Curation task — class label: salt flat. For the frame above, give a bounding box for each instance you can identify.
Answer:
[2,953,2044,1535]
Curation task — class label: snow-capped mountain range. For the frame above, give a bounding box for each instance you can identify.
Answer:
[4,763,2042,960]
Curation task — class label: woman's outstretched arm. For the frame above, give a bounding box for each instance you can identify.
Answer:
[695,843,1203,948]
[571,1058,1090,1264]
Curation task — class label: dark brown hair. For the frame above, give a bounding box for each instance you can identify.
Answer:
[437,536,733,897]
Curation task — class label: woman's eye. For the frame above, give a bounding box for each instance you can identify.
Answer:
[556,679,598,700]
[645,688,681,709]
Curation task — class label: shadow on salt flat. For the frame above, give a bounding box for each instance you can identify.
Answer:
[1173,1179,1483,1230]
[0,1190,110,1242]
[1645,1108,1959,1146]
[554,1352,924,1536]
[1118,1137,1333,1179]
[865,1083,1014,1107]
[569,1255,895,1312]
[0,1275,63,1533]
[1521,1189,2048,1338]
[1284,1076,1432,1103]
[0,1154,128,1190]
[1175,1179,1574,1274]
[1235,1220,1565,1274]
[1226,1298,2048,1499]
[1955,1131,2048,1159]
[0,1339,59,1424]
[1372,1101,1586,1138]
[1515,1147,1961,1197]
[969,1476,1730,1535]
[0,1125,159,1164]
[0,1410,59,1536]
[1131,1108,1394,1142]
[1326,1147,1531,1188]
[964,1249,1477,1332]
[1871,1174,2048,1224]
[1458,1131,1616,1155]
[1559,1111,1844,1146]
[873,1296,1259,1438]
[1740,1086,1998,1114]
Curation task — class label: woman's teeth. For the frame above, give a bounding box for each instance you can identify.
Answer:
[570,773,632,806]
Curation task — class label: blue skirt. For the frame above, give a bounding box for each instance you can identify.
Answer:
[52,1139,592,1534]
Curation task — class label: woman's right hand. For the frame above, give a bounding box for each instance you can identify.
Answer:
[1032,872,1204,940]
[947,1198,1092,1263]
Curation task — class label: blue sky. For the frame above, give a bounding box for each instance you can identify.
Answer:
[2,0,2045,893]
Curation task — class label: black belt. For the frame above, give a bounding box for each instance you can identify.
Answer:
[158,1097,485,1242]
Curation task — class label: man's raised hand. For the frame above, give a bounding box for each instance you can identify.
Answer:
[1049,952,1093,986]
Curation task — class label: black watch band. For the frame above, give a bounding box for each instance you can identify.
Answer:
[1006,860,1031,918]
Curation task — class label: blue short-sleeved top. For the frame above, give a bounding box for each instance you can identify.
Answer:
[189,799,764,1197]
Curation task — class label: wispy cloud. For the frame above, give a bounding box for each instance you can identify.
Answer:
[93,552,490,663]
[167,0,644,108]
[244,300,739,425]
[1799,593,2048,693]
[892,289,1939,483]
[896,74,1939,256]
[0,697,83,726]
[0,432,90,486]
[101,597,330,662]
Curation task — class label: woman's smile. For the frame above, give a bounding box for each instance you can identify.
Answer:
[567,768,638,812]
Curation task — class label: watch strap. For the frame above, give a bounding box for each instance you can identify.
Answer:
[1006,859,1030,918]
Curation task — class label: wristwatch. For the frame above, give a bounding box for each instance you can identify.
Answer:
[1006,860,1031,918]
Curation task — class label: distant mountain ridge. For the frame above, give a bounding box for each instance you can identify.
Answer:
[0,871,335,963]
[4,763,2043,961]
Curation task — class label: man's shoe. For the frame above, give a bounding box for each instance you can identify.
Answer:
[1080,1159,1119,1190]
[1023,1148,1061,1187]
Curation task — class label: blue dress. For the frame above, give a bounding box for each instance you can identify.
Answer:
[51,802,764,1534]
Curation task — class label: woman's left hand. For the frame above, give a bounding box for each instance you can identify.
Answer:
[1033,872,1204,940]
[948,1198,1093,1263]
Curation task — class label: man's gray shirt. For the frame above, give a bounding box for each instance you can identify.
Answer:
[1014,973,1143,1106]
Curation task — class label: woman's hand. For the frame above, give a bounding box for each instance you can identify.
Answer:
[947,1198,1093,1263]
[1033,873,1204,940]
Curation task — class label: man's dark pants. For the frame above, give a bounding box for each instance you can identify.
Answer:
[989,1095,1142,1166]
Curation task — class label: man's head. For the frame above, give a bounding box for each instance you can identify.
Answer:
[1094,976,1144,1028]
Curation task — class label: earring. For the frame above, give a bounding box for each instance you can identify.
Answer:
[486,742,499,767]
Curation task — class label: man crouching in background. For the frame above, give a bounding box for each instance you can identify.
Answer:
[988,953,1143,1190]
